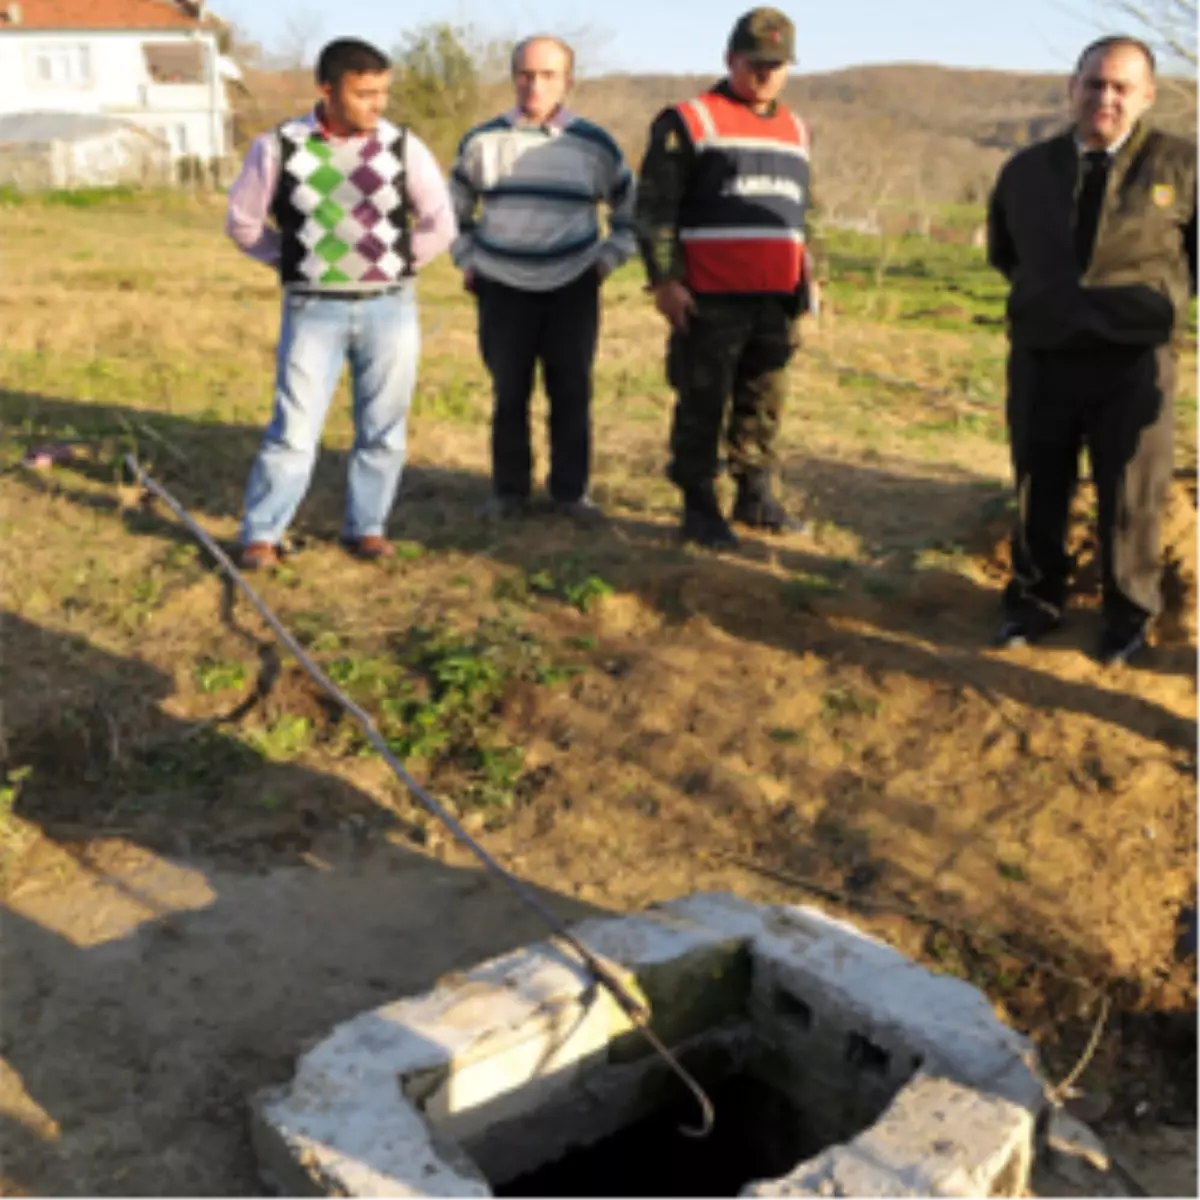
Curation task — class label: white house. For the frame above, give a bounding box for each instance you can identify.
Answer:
[0,0,238,164]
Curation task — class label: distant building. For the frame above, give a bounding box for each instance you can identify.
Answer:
[0,0,239,168]
[0,110,171,188]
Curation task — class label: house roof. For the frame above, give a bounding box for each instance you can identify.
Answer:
[2,1,203,30]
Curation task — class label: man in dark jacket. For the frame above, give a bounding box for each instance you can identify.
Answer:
[988,35,1197,665]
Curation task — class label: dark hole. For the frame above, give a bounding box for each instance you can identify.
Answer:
[772,987,813,1029]
[492,1073,824,1197]
[845,1032,890,1075]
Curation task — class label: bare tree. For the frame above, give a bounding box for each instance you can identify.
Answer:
[272,7,326,70]
[1085,0,1197,127]
[1100,0,1198,69]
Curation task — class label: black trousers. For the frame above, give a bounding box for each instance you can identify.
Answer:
[475,269,601,503]
[1005,343,1175,627]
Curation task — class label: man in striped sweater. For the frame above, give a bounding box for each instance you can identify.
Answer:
[450,35,637,522]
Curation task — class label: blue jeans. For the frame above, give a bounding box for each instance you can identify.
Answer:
[240,287,420,545]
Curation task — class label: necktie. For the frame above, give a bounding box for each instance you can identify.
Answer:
[1075,149,1111,272]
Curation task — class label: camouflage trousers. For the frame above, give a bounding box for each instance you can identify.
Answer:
[665,295,800,490]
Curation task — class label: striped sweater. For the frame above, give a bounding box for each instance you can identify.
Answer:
[449,105,637,291]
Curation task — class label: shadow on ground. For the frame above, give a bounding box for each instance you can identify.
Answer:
[4,388,1195,749]
[1,615,605,1196]
[2,389,1196,1194]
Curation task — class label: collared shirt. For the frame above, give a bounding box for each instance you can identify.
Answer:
[1074,124,1135,157]
[449,104,637,292]
[502,103,574,133]
[225,109,457,273]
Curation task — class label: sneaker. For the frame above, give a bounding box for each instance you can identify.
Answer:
[992,602,1061,648]
[1098,622,1149,667]
[552,496,607,526]
[342,535,395,561]
[731,471,805,533]
[239,541,280,571]
[477,495,529,521]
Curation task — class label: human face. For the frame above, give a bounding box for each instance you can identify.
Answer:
[1070,45,1155,148]
[513,39,571,123]
[726,52,790,108]
[320,69,391,136]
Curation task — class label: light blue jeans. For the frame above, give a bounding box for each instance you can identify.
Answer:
[240,286,420,545]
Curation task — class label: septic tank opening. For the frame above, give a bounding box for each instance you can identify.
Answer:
[492,1071,826,1198]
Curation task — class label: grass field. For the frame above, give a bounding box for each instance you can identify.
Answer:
[1,191,1197,1196]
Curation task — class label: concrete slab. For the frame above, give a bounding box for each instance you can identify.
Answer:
[252,892,1048,1198]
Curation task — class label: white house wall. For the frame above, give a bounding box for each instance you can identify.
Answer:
[0,29,230,160]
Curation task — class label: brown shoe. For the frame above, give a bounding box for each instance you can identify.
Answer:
[240,541,280,571]
[342,535,395,561]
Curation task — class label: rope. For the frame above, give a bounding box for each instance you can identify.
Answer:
[124,454,715,1139]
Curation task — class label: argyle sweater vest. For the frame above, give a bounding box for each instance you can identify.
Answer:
[270,117,412,290]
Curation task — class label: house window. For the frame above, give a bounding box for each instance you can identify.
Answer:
[30,43,93,87]
[143,42,205,84]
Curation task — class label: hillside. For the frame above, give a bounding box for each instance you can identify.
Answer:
[230,61,1197,211]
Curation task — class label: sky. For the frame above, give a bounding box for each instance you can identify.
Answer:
[216,0,1120,76]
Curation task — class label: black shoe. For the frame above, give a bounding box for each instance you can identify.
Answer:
[731,471,804,533]
[552,496,607,526]
[1098,622,1149,667]
[680,485,739,550]
[477,495,529,521]
[992,602,1061,648]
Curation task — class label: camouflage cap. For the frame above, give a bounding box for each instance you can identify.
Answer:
[727,7,796,64]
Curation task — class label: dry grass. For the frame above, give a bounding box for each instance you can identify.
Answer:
[0,194,1197,1195]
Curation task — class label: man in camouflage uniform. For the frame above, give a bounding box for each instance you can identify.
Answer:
[634,7,818,549]
[988,35,1197,665]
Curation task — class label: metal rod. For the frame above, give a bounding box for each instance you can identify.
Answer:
[125,455,715,1138]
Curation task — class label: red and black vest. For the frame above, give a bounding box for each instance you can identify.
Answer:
[675,89,811,295]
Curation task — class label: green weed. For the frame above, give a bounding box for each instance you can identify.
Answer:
[0,766,33,816]
[498,563,615,614]
[247,714,314,761]
[320,620,588,812]
[563,575,614,613]
[767,727,807,745]
[291,611,344,653]
[781,571,841,610]
[193,657,248,694]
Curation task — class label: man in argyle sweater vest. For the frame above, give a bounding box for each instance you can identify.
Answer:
[225,38,456,569]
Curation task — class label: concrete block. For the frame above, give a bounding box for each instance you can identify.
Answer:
[252,944,634,1198]
[745,1073,1034,1198]
[712,889,1045,1119]
[252,892,1046,1199]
